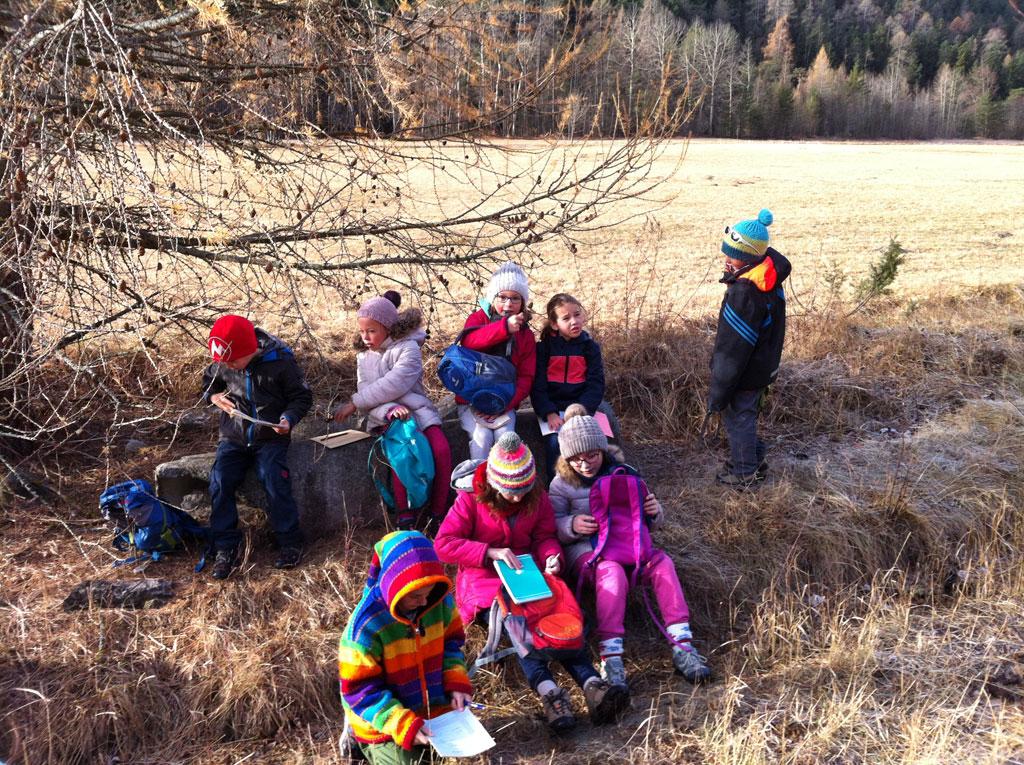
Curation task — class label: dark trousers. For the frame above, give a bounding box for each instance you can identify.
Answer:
[208,439,303,552]
[517,649,598,691]
[722,388,766,476]
[542,432,561,479]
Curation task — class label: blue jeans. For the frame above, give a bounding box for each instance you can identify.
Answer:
[722,389,766,476]
[208,439,303,551]
[517,649,598,691]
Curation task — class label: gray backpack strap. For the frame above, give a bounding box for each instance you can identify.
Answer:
[469,599,519,677]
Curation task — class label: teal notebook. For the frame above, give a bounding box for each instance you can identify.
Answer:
[494,554,552,604]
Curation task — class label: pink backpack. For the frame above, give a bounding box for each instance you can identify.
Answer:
[587,467,654,569]
[577,467,690,651]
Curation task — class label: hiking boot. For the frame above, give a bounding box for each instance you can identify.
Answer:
[715,469,765,489]
[540,686,576,733]
[274,545,304,569]
[672,646,712,684]
[211,548,239,580]
[724,459,769,480]
[584,678,629,725]
[600,655,628,691]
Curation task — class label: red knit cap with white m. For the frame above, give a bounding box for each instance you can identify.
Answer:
[208,315,258,363]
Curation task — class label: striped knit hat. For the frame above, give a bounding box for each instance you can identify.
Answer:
[722,208,773,263]
[367,530,450,618]
[486,432,537,495]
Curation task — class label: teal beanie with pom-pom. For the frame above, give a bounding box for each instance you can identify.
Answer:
[722,208,773,262]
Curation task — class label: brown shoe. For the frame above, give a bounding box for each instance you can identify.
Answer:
[584,678,629,725]
[540,687,576,733]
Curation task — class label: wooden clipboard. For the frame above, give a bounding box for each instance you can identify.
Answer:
[309,429,374,449]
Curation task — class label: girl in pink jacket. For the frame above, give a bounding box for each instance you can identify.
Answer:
[333,291,452,528]
[455,262,537,461]
[435,433,627,734]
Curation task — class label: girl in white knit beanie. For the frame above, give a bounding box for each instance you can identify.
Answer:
[453,262,537,460]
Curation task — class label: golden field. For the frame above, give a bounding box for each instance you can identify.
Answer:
[397,138,1024,292]
[127,138,1024,339]
[3,139,1024,764]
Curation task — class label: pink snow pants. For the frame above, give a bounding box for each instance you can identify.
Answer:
[390,425,453,521]
[576,548,690,643]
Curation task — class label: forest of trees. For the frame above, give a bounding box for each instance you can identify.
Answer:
[302,0,1024,140]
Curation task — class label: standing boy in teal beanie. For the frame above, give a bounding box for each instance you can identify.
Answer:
[707,209,791,487]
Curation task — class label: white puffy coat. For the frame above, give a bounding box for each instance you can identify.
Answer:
[352,326,442,432]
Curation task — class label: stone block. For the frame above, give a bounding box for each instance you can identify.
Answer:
[153,406,622,532]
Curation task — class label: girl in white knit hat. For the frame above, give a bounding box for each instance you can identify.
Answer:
[453,262,537,460]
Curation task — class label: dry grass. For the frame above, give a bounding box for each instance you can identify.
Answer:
[3,140,1024,763]
[4,287,1024,763]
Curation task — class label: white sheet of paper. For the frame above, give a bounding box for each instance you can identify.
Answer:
[426,709,495,758]
[226,408,280,428]
[471,410,512,430]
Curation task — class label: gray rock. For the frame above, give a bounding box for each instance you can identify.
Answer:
[2,469,60,504]
[153,407,583,531]
[62,578,174,611]
[179,491,210,515]
[124,439,147,454]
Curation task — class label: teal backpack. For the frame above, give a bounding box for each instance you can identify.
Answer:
[368,418,435,511]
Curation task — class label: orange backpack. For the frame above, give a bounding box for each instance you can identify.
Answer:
[471,573,585,675]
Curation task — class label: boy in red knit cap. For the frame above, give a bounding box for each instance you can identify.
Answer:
[201,315,312,578]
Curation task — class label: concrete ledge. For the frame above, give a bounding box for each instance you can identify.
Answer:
[155,406,623,532]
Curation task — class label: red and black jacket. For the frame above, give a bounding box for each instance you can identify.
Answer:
[531,329,605,418]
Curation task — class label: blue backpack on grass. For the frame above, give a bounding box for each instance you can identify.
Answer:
[99,480,207,567]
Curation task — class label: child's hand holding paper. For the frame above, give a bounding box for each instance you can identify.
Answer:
[425,709,495,757]
[413,724,431,746]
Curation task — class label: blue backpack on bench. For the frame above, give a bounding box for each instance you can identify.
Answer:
[437,329,517,415]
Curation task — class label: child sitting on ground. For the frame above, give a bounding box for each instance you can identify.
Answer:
[339,530,473,764]
[549,406,712,686]
[435,432,628,733]
[333,291,452,527]
[454,262,537,461]
[531,293,607,478]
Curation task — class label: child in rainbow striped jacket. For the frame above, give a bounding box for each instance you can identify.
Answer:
[338,531,473,764]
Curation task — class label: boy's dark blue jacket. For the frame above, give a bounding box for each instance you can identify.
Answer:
[531,329,605,417]
[201,329,313,445]
[708,248,791,413]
